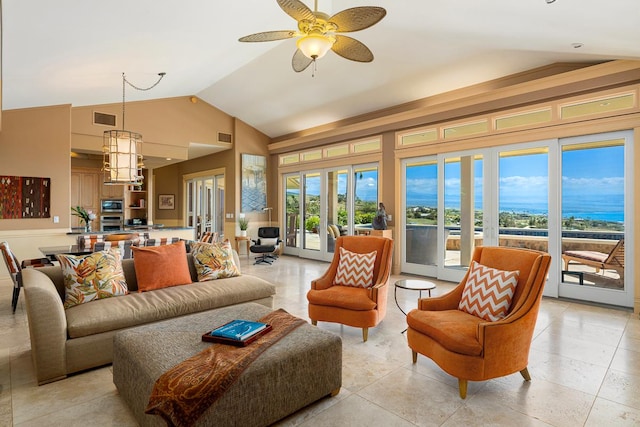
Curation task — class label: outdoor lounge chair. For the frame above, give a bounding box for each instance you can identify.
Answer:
[562,239,624,278]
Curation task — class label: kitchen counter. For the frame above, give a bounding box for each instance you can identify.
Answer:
[67,227,193,235]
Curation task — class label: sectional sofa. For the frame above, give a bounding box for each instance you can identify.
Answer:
[21,248,276,385]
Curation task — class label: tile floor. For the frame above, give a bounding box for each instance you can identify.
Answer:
[1,254,640,426]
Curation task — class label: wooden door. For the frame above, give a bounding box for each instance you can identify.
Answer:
[71,168,100,228]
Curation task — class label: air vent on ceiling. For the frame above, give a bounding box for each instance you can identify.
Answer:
[93,111,117,127]
[218,132,232,143]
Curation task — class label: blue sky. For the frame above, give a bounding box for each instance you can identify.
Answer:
[289,170,379,202]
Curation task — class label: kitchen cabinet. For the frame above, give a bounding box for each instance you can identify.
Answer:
[101,182,124,200]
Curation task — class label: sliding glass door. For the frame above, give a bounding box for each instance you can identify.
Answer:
[284,174,300,253]
[558,131,632,306]
[402,152,485,282]
[400,131,633,307]
[300,171,323,260]
[402,157,439,276]
[283,163,379,261]
[441,153,484,281]
[186,174,224,240]
[327,168,349,255]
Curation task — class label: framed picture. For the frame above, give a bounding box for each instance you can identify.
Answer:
[158,194,175,210]
[241,154,267,212]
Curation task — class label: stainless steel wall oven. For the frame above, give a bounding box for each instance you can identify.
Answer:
[100,215,123,232]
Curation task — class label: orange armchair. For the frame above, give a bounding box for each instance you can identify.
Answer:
[307,236,393,342]
[407,246,551,398]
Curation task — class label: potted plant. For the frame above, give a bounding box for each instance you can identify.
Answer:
[238,217,249,237]
[71,206,97,233]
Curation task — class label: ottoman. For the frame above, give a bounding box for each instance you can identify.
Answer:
[113,303,342,427]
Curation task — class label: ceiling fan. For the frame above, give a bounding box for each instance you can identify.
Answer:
[238,0,386,72]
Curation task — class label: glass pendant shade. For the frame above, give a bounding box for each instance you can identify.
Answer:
[297,34,334,59]
[103,130,143,184]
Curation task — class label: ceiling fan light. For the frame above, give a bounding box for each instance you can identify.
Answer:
[297,34,334,60]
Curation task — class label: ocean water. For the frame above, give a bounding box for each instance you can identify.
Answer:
[407,194,624,223]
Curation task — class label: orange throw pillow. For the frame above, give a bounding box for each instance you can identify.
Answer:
[132,241,192,292]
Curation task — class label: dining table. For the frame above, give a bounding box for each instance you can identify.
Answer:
[39,245,92,261]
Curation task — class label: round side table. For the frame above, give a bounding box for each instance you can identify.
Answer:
[394,279,437,333]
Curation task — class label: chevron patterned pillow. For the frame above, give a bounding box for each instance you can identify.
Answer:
[333,247,377,288]
[458,260,520,321]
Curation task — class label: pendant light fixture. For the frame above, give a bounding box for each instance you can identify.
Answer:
[103,72,165,185]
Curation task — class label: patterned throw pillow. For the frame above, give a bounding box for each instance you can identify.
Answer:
[333,247,377,288]
[191,240,240,281]
[57,249,128,309]
[458,260,520,322]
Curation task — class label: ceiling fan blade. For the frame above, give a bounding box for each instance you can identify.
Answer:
[239,30,297,43]
[292,49,313,72]
[277,0,315,22]
[331,35,374,62]
[329,7,386,32]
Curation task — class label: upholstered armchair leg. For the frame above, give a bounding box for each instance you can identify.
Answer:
[311,320,317,326]
[520,367,531,381]
[362,328,368,342]
[458,379,468,399]
[412,350,417,363]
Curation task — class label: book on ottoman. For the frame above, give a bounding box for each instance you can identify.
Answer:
[203,319,272,346]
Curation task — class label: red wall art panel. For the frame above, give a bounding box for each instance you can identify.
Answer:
[0,176,51,219]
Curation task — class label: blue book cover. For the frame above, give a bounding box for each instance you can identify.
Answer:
[210,319,268,341]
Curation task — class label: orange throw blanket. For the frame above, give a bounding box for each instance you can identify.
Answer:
[145,309,306,427]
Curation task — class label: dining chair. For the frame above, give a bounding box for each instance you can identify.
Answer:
[0,241,53,313]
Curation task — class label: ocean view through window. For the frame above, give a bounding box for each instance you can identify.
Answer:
[402,134,627,304]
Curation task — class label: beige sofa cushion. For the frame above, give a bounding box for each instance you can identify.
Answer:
[65,275,276,339]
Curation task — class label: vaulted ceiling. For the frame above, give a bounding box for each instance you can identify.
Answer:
[3,0,640,141]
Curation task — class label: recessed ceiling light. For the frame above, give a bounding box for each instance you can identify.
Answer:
[571,43,583,49]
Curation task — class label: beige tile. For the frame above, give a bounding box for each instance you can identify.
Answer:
[531,328,617,367]
[562,303,631,331]
[11,366,117,424]
[610,348,640,377]
[14,389,138,427]
[527,347,608,395]
[358,367,465,426]
[598,369,640,410]
[0,323,31,354]
[618,334,640,353]
[541,317,624,347]
[274,387,352,426]
[10,349,37,388]
[297,394,415,427]
[340,346,404,393]
[585,397,640,426]
[442,395,553,426]
[484,375,595,427]
[0,346,12,426]
[620,317,640,351]
[0,390,12,427]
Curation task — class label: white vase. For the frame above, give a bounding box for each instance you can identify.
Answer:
[240,230,247,237]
